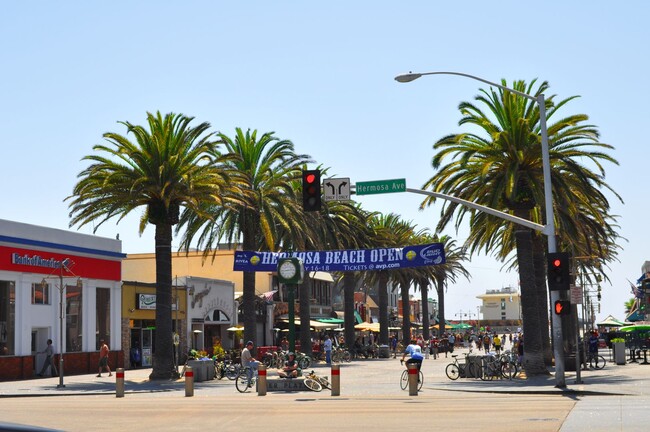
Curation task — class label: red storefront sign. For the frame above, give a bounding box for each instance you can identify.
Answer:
[0,245,121,281]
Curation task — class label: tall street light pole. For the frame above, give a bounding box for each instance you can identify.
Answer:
[395,71,564,387]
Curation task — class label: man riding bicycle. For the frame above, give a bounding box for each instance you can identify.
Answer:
[400,339,424,373]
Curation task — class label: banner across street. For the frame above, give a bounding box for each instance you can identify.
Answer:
[233,242,445,273]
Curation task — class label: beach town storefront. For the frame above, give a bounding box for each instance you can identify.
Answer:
[0,219,124,380]
[121,276,234,369]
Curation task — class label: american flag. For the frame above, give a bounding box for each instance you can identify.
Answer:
[628,279,643,299]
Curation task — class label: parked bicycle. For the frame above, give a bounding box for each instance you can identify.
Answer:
[303,370,329,392]
[445,353,479,380]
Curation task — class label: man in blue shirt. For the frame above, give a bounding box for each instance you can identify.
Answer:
[400,339,424,372]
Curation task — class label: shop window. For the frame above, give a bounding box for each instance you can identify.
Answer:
[66,285,82,352]
[0,281,15,355]
[96,288,110,349]
[32,282,50,305]
[500,299,506,310]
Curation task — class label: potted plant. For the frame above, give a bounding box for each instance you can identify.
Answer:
[611,338,626,365]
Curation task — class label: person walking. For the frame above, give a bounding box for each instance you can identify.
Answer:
[97,339,112,377]
[37,339,58,377]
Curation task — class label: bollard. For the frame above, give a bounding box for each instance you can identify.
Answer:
[331,364,340,396]
[115,368,125,398]
[257,364,267,396]
[185,366,194,397]
[407,363,418,396]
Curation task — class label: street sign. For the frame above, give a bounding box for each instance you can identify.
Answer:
[322,178,350,201]
[570,285,583,304]
[356,178,406,195]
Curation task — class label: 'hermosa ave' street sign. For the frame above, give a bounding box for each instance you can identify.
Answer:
[356,178,406,195]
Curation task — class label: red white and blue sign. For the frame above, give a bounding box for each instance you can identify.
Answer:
[233,243,445,273]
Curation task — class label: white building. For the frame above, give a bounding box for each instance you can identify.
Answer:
[477,286,522,323]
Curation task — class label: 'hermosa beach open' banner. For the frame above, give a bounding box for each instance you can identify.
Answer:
[233,243,445,273]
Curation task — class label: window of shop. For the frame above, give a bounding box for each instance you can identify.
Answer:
[0,280,15,356]
[31,282,50,305]
[96,287,110,349]
[501,299,506,310]
[66,284,82,352]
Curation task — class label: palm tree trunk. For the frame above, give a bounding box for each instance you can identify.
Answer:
[299,277,311,355]
[515,226,548,375]
[435,275,446,339]
[378,271,389,345]
[343,272,356,351]
[150,222,175,380]
[532,233,553,365]
[401,280,411,344]
[242,214,257,351]
[420,279,430,340]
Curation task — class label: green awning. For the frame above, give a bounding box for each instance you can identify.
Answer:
[317,318,344,324]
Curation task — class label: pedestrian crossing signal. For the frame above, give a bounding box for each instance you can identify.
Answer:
[554,299,571,316]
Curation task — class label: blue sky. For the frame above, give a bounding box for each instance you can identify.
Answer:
[1,1,647,323]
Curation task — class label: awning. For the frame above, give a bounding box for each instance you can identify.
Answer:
[280,319,339,329]
[332,311,364,324]
[317,318,344,324]
[354,322,380,332]
[309,271,334,282]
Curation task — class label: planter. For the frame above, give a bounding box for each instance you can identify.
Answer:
[613,342,626,365]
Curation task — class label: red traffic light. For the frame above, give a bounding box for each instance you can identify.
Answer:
[552,259,561,268]
[301,169,321,212]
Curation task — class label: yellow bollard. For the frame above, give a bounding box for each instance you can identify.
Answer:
[407,363,418,396]
[185,366,194,397]
[331,364,340,396]
[258,364,267,396]
[115,368,125,398]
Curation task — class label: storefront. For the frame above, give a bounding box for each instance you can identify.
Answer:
[0,219,124,380]
[121,276,234,368]
[121,281,188,369]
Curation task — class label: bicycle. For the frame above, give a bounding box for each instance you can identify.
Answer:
[302,370,327,392]
[445,354,479,380]
[586,351,606,370]
[235,366,257,393]
[399,360,424,390]
[478,354,503,381]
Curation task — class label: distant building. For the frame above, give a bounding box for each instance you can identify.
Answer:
[477,286,521,326]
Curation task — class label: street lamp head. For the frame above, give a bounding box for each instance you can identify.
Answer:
[394,72,422,83]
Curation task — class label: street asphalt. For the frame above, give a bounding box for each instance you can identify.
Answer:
[1,345,649,431]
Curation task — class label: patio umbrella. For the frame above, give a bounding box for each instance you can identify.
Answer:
[226,325,244,332]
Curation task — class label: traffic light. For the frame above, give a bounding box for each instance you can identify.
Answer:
[547,252,571,291]
[554,299,571,316]
[302,169,321,211]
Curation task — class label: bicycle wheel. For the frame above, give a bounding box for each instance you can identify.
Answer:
[501,361,517,379]
[304,377,322,392]
[225,364,239,380]
[318,376,331,390]
[591,355,606,370]
[445,363,460,380]
[235,372,252,393]
[417,371,424,390]
[400,369,409,390]
[299,356,312,370]
[343,351,352,363]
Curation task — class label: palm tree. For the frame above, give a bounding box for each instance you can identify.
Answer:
[624,298,636,315]
[179,128,311,347]
[67,111,230,379]
[429,235,470,342]
[421,79,621,375]
[365,213,414,345]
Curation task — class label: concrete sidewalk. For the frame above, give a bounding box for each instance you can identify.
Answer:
[1,347,649,398]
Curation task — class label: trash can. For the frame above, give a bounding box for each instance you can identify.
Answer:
[378,345,391,358]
